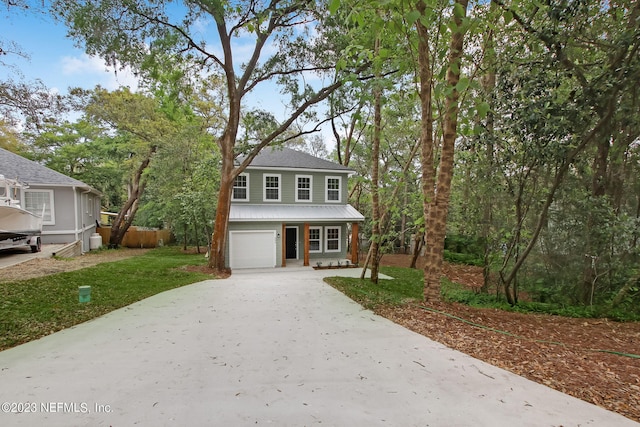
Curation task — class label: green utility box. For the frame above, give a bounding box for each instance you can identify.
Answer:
[79,286,91,303]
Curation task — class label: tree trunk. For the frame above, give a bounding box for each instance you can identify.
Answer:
[420,0,469,302]
[183,224,188,251]
[410,232,424,269]
[611,272,640,308]
[193,213,201,253]
[480,3,497,293]
[580,132,611,304]
[400,178,408,254]
[416,1,436,299]
[108,149,154,248]
[369,37,382,284]
[208,141,235,271]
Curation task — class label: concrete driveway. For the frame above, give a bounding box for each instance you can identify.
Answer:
[0,268,636,426]
[0,244,65,269]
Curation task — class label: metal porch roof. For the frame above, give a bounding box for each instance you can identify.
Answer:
[229,204,365,223]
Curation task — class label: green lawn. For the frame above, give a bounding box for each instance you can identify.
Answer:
[0,247,213,351]
[324,266,424,309]
[325,265,640,321]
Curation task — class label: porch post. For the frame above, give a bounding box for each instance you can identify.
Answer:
[282,223,286,267]
[351,222,359,264]
[304,223,310,266]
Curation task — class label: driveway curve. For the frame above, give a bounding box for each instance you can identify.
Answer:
[0,268,636,426]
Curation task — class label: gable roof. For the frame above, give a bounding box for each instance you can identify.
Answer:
[0,147,98,192]
[238,147,353,172]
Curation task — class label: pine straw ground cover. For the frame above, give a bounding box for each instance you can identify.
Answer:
[373,255,640,423]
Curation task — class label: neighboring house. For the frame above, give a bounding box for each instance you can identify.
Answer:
[0,148,101,251]
[228,147,364,269]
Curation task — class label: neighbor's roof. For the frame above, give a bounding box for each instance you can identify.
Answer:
[237,147,353,173]
[230,204,365,223]
[0,147,99,192]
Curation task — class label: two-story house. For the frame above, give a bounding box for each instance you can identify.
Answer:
[227,147,364,269]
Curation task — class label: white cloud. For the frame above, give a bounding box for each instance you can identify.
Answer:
[60,54,139,91]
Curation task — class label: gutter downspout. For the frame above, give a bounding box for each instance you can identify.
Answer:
[73,186,80,247]
[80,188,92,252]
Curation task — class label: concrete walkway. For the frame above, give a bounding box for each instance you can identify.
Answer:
[0,269,637,426]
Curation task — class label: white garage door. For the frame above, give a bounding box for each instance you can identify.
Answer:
[229,230,276,269]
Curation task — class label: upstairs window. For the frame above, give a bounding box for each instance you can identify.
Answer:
[325,176,341,203]
[263,174,281,202]
[232,174,249,201]
[296,175,312,202]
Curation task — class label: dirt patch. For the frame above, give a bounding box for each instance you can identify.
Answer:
[377,254,640,423]
[0,248,151,283]
[182,264,231,279]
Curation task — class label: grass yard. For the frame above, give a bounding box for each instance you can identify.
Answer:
[0,247,213,351]
[324,266,424,309]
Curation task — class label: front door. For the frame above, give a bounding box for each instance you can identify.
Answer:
[285,227,297,259]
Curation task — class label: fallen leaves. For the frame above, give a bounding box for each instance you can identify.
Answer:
[377,255,640,423]
[376,301,640,422]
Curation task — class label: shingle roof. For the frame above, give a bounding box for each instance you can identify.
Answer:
[230,204,365,222]
[238,147,353,172]
[0,147,95,190]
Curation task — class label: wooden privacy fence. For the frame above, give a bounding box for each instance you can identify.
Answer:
[96,226,172,248]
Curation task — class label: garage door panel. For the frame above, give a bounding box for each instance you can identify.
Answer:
[229,231,276,269]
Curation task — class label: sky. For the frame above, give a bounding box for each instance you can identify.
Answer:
[1,8,140,92]
[1,5,336,149]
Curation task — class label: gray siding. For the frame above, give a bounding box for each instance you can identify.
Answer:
[52,187,76,230]
[290,222,349,263]
[29,185,100,250]
[227,221,349,268]
[238,169,350,205]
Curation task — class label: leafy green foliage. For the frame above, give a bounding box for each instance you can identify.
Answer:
[442,276,640,322]
[442,235,484,266]
[29,119,126,209]
[443,250,483,266]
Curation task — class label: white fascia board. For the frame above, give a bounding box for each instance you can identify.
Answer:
[245,165,356,176]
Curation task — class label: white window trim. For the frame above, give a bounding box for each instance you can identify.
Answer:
[232,173,250,202]
[24,189,55,225]
[309,226,322,253]
[324,226,341,253]
[263,173,281,202]
[295,174,313,203]
[325,176,342,203]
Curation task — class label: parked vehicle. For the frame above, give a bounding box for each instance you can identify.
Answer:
[0,175,42,253]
